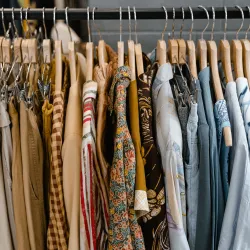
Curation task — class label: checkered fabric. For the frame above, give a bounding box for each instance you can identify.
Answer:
[47,92,69,249]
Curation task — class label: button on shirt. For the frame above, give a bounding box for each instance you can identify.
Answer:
[152,63,189,250]
[218,81,250,250]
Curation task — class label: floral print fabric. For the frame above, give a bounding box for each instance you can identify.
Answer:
[108,66,145,250]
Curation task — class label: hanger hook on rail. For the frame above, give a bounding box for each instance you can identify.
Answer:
[128,6,131,41]
[1,7,6,37]
[161,6,168,40]
[188,6,194,40]
[87,6,91,42]
[119,7,122,42]
[172,7,175,39]
[65,7,72,42]
[235,5,244,40]
[224,6,227,40]
[25,7,31,38]
[133,6,138,44]
[20,7,24,36]
[53,7,59,40]
[180,7,185,38]
[245,6,250,39]
[198,5,209,40]
[42,7,47,39]
[92,7,102,40]
[12,7,19,38]
[211,6,215,41]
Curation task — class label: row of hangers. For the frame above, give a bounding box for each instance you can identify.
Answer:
[1,6,250,147]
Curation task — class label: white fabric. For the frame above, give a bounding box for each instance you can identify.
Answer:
[219,81,250,250]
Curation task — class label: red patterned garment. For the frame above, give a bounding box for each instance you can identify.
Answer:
[80,81,109,250]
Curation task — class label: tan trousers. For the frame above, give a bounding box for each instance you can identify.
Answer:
[9,99,30,250]
[20,101,46,250]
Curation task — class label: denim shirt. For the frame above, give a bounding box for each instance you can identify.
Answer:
[152,63,189,250]
[199,67,225,250]
[236,77,250,150]
[219,81,250,250]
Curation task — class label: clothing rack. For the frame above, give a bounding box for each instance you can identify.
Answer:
[3,7,250,21]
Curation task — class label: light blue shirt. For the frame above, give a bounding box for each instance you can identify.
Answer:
[218,81,250,250]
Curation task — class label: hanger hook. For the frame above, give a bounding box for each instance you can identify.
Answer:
[1,8,6,37]
[211,6,215,40]
[161,6,168,40]
[128,6,131,41]
[12,8,19,38]
[25,7,31,38]
[53,7,59,40]
[87,6,91,42]
[198,5,209,40]
[172,7,175,39]
[65,7,72,42]
[245,6,250,39]
[133,6,138,44]
[119,7,122,42]
[180,7,185,38]
[42,7,47,39]
[235,5,244,40]
[224,6,227,40]
[20,7,24,36]
[188,6,194,40]
[92,7,102,40]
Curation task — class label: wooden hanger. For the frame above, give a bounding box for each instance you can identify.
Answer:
[186,6,197,78]
[220,7,233,83]
[168,8,178,64]
[231,6,244,79]
[241,6,250,86]
[156,6,167,65]
[118,7,124,67]
[208,7,232,147]
[133,7,144,76]
[86,7,93,81]
[128,7,136,81]
[65,7,77,85]
[42,7,51,64]
[177,7,186,65]
[197,6,209,71]
[98,40,108,68]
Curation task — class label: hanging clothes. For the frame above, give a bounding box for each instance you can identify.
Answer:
[108,66,145,250]
[137,59,170,250]
[9,97,30,250]
[20,100,46,250]
[218,81,250,249]
[0,100,16,249]
[152,63,189,250]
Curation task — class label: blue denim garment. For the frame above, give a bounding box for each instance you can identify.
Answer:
[195,79,212,250]
[236,77,250,149]
[219,81,250,250]
[199,67,225,250]
[214,100,231,201]
[185,102,199,250]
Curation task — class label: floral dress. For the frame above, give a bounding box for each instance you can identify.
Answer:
[108,66,145,250]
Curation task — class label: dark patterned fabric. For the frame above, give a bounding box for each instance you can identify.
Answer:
[137,58,170,250]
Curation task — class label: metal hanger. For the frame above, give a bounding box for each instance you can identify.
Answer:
[168,7,178,64]
[220,6,234,83]
[86,6,94,81]
[177,7,186,64]
[241,6,250,85]
[231,5,244,79]
[134,6,144,76]
[186,6,198,78]
[128,6,136,81]
[118,7,124,67]
[156,6,167,65]
[42,7,51,64]
[197,5,209,70]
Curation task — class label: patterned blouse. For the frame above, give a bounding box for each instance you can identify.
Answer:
[80,81,109,250]
[137,60,170,250]
[108,66,145,250]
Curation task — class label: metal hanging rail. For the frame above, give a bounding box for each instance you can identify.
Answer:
[2,7,250,21]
